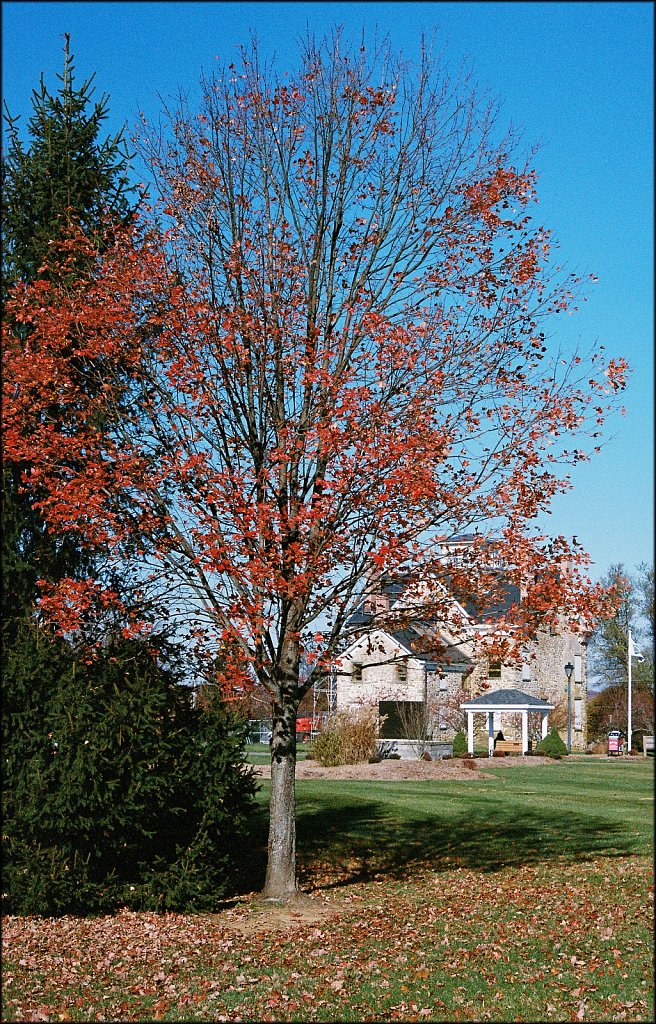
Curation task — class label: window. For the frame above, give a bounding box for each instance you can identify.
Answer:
[521,662,531,682]
[488,662,502,679]
[379,701,425,739]
[352,662,362,682]
[574,655,582,683]
[439,675,448,691]
[397,661,408,682]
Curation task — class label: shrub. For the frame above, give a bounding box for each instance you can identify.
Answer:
[387,753,402,760]
[452,731,468,757]
[310,707,379,766]
[492,749,506,758]
[421,751,433,761]
[461,757,477,770]
[535,727,568,758]
[309,727,342,767]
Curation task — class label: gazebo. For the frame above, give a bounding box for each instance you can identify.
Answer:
[460,688,555,756]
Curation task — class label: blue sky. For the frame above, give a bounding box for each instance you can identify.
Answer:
[2,1,653,583]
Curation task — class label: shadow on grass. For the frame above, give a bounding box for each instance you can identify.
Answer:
[235,790,643,895]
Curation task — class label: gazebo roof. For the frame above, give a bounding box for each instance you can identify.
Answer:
[460,688,554,711]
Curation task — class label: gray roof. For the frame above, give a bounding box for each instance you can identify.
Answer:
[351,571,521,625]
[390,627,472,673]
[459,579,521,622]
[460,688,554,710]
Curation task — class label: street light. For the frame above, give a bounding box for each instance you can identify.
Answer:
[564,662,574,753]
[627,629,644,754]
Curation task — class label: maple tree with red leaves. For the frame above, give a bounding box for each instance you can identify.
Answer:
[3,34,629,900]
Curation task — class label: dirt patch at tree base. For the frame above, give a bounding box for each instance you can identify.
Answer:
[219,892,336,933]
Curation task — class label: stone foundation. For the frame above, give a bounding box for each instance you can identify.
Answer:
[377,739,453,760]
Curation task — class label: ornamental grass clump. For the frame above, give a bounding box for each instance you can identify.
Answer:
[310,708,379,767]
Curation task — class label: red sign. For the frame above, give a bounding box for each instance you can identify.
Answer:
[607,733,623,755]
[296,717,320,735]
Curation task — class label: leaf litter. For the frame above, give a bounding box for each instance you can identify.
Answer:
[3,856,653,1022]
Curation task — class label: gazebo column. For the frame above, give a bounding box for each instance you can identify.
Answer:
[488,712,495,757]
[521,710,528,754]
[541,712,549,741]
[467,711,474,755]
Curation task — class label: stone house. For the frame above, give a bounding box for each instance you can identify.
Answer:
[335,544,589,752]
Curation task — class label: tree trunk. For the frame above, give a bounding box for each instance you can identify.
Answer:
[262,733,298,899]
[261,640,300,900]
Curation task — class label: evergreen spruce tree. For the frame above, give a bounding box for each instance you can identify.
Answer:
[2,32,132,292]
[2,632,258,916]
[2,33,134,632]
[2,39,258,915]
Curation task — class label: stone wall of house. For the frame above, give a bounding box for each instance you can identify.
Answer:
[526,629,588,751]
[335,627,589,751]
[425,670,467,740]
[335,632,426,711]
[476,630,589,751]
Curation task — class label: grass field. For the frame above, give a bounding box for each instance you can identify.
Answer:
[2,759,653,1022]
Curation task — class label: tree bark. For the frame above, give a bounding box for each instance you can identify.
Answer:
[262,736,298,899]
[262,640,301,900]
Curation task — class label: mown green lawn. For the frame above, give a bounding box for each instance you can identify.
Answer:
[2,759,653,1022]
[245,741,312,763]
[292,758,654,880]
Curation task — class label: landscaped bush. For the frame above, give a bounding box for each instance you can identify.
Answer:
[309,726,342,767]
[461,757,477,770]
[452,731,468,756]
[310,707,379,766]
[493,749,506,757]
[535,727,568,758]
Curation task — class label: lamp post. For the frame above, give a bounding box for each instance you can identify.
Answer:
[564,662,574,753]
[627,628,643,754]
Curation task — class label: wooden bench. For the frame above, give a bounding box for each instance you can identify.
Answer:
[643,736,654,757]
[494,740,523,754]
